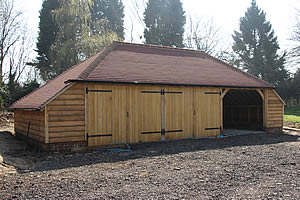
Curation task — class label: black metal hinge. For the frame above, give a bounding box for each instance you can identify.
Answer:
[86,133,113,138]
[141,129,183,135]
[27,121,31,137]
[165,91,183,94]
[205,127,221,130]
[204,91,221,96]
[141,89,183,95]
[86,88,112,93]
[141,131,161,135]
[141,91,161,94]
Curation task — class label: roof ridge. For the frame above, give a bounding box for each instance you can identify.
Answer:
[77,43,117,80]
[113,41,274,88]
[113,41,209,56]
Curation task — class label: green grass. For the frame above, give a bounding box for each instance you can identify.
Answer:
[284,106,300,122]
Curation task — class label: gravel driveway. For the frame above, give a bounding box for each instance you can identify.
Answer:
[1,132,300,199]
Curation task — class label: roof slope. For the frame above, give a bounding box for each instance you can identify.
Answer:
[11,41,274,110]
[10,51,102,110]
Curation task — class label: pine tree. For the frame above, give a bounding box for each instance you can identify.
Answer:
[232,0,287,86]
[35,0,59,81]
[91,0,124,39]
[144,0,186,47]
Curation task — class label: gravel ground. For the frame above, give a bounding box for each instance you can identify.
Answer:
[284,121,300,129]
[1,132,300,200]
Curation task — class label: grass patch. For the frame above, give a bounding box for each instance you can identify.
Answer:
[284,106,300,122]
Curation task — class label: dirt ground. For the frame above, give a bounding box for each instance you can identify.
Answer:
[0,127,299,199]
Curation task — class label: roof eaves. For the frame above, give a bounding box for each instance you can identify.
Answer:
[66,79,275,89]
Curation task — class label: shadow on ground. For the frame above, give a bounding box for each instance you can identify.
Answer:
[0,130,299,173]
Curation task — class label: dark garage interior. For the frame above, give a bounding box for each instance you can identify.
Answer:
[223,90,263,130]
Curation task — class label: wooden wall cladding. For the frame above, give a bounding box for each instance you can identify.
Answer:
[46,84,85,143]
[14,110,45,142]
[265,89,284,128]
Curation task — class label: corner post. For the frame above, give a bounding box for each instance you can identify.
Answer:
[161,89,166,141]
[45,106,49,144]
[85,86,88,142]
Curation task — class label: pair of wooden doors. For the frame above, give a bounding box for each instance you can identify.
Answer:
[86,85,221,146]
[140,86,222,140]
[139,86,185,143]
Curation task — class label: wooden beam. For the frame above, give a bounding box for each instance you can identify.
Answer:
[161,89,166,141]
[256,89,264,101]
[85,86,88,141]
[221,88,230,99]
[45,106,49,144]
[272,89,286,105]
[263,90,268,129]
[220,89,229,131]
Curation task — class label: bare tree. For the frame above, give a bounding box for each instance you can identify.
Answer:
[289,9,300,65]
[0,0,35,107]
[185,16,231,60]
[0,0,23,85]
[123,0,146,43]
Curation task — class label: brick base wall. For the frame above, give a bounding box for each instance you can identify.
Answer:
[15,132,88,152]
[265,127,283,134]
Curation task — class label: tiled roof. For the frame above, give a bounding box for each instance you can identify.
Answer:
[10,51,102,110]
[11,41,274,110]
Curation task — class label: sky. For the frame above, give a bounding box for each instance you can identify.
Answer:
[19,0,300,72]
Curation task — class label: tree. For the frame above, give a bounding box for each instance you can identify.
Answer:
[185,16,232,60]
[91,0,125,39]
[0,0,22,85]
[7,28,33,106]
[288,10,300,66]
[36,0,120,81]
[0,0,37,109]
[125,0,147,42]
[232,0,288,86]
[143,0,186,47]
[292,69,300,101]
[35,0,59,81]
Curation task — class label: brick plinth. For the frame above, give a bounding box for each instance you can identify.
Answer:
[15,132,88,152]
[265,127,283,133]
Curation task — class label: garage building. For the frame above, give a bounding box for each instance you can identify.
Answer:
[11,41,285,151]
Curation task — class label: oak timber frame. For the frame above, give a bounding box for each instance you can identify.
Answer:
[14,83,284,149]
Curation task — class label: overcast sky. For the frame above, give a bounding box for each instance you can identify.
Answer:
[19,0,300,72]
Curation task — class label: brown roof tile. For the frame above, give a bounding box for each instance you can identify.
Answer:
[10,51,102,110]
[11,41,274,110]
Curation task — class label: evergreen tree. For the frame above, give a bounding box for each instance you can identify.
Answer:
[36,0,118,81]
[144,0,186,47]
[91,0,124,39]
[35,0,59,81]
[232,0,287,86]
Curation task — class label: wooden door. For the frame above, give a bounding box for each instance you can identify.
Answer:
[87,85,114,146]
[139,87,162,142]
[165,87,185,140]
[194,88,221,137]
